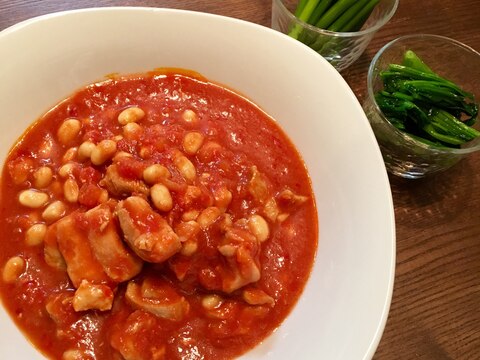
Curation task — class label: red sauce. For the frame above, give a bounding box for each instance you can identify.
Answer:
[0,71,317,359]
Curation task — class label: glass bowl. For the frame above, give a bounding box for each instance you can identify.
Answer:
[271,0,399,72]
[363,34,480,179]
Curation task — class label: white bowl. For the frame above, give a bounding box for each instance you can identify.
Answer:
[0,7,395,360]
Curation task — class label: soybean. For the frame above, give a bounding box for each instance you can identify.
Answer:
[2,256,25,283]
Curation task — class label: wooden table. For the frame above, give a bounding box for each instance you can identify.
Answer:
[1,1,479,359]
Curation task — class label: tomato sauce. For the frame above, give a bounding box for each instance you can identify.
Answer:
[0,71,317,359]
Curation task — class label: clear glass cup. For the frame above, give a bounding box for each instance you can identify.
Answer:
[363,34,480,179]
[271,0,399,72]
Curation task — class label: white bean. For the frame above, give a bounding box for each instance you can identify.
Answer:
[58,163,75,178]
[42,201,66,223]
[91,140,117,165]
[64,178,79,203]
[150,184,173,212]
[180,241,198,256]
[112,151,133,162]
[123,122,143,140]
[33,167,53,188]
[183,132,204,155]
[202,294,222,310]
[143,164,170,185]
[62,147,78,163]
[57,119,81,145]
[182,210,200,222]
[77,141,96,162]
[174,155,196,182]
[248,214,270,242]
[197,207,221,229]
[218,244,236,257]
[25,223,47,246]
[18,189,49,208]
[182,109,199,125]
[118,107,145,125]
[139,146,151,159]
[62,349,84,360]
[2,256,25,283]
[197,141,222,163]
[214,187,232,211]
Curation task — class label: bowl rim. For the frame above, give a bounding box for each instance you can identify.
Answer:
[366,33,480,155]
[0,6,396,359]
[272,0,399,37]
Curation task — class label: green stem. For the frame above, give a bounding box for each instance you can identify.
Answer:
[327,0,370,32]
[342,0,380,32]
[308,0,335,25]
[294,0,310,17]
[298,0,322,22]
[406,133,449,148]
[432,109,480,139]
[315,0,357,29]
[402,50,434,73]
[423,124,465,145]
[386,64,472,99]
[289,0,321,39]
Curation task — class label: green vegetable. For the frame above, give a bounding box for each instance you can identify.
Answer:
[288,0,380,39]
[289,0,321,39]
[374,50,479,148]
[294,0,310,17]
[341,0,380,32]
[328,0,372,32]
[402,49,433,73]
[296,0,322,22]
[287,0,381,65]
[309,0,335,26]
[315,0,357,29]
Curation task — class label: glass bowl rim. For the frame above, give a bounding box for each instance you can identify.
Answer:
[272,0,399,38]
[366,33,480,155]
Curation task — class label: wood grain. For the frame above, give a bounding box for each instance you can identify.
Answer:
[1,0,479,359]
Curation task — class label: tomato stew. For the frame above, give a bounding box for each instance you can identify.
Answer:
[0,71,317,360]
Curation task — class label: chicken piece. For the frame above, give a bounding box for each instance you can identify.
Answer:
[202,299,240,320]
[72,279,114,312]
[212,186,232,212]
[242,288,275,307]
[180,184,213,208]
[125,277,189,321]
[168,256,191,282]
[263,197,279,222]
[85,204,143,282]
[278,189,308,204]
[100,164,149,198]
[116,196,181,263]
[174,221,201,243]
[45,291,81,340]
[174,220,201,256]
[248,166,280,221]
[248,166,270,203]
[217,228,261,293]
[45,292,75,326]
[56,213,111,288]
[110,310,163,360]
[44,222,67,271]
